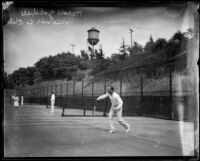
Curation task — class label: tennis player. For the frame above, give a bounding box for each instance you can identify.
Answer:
[13,93,19,108]
[21,95,24,106]
[97,86,130,133]
[50,92,55,114]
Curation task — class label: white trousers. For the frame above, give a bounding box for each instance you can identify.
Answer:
[108,106,130,131]
[14,101,19,107]
[51,101,55,113]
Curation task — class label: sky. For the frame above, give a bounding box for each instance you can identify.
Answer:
[3,4,195,74]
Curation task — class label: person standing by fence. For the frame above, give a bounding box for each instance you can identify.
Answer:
[13,94,19,108]
[21,96,24,106]
[50,92,55,114]
[97,86,130,133]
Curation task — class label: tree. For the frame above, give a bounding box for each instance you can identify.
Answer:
[34,52,84,80]
[129,41,144,56]
[152,38,168,53]
[144,35,154,54]
[166,31,188,59]
[95,48,104,60]
[25,67,37,85]
[119,38,128,60]
[90,58,111,75]
[80,50,89,60]
[88,46,95,60]
[4,71,14,89]
[33,70,42,83]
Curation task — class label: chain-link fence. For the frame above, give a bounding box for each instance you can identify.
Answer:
[7,58,196,121]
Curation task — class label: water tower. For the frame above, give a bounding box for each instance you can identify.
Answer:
[87,27,100,57]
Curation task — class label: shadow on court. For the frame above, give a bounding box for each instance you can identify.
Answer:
[4,105,194,157]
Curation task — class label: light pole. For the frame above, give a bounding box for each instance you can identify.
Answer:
[129,28,134,49]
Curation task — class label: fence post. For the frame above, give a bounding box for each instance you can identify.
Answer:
[82,80,85,116]
[66,81,68,96]
[60,84,62,96]
[92,79,94,116]
[55,84,57,96]
[46,86,49,108]
[103,80,107,117]
[73,80,76,110]
[61,81,68,117]
[169,63,174,120]
[36,88,38,104]
[73,80,75,96]
[120,75,122,97]
[120,74,124,116]
[31,89,33,105]
[40,87,41,104]
[43,87,45,104]
[141,76,144,116]
[60,83,62,107]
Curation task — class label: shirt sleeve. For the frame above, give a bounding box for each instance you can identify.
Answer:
[51,95,55,101]
[97,93,108,101]
[115,94,123,109]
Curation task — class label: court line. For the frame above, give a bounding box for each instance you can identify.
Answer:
[4,122,85,126]
[13,106,193,152]
[33,106,193,152]
[74,119,193,152]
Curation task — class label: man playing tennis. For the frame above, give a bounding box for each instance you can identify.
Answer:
[97,86,130,133]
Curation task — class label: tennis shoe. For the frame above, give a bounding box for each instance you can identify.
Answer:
[125,125,130,133]
[109,130,115,133]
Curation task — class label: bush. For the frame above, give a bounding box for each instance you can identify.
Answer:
[72,70,86,81]
[78,61,88,70]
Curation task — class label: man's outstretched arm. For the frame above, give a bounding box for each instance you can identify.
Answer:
[97,93,108,101]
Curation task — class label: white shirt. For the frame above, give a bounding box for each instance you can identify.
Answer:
[51,94,55,102]
[97,92,123,109]
[13,96,19,101]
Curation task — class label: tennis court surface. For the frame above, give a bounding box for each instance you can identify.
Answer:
[4,104,194,157]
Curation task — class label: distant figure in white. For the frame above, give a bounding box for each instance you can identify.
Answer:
[11,95,15,105]
[50,92,55,114]
[21,96,24,106]
[97,86,130,133]
[13,94,19,108]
